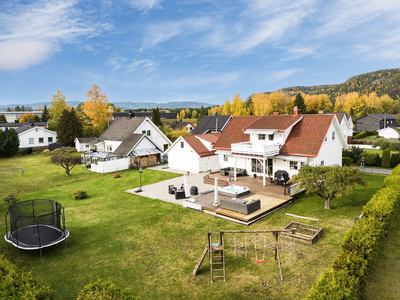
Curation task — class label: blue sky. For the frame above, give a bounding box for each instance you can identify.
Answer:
[1,0,400,106]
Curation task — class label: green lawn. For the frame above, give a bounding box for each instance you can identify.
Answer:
[0,154,386,299]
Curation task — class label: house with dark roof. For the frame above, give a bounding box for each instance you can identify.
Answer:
[86,117,171,173]
[191,115,231,135]
[74,137,97,152]
[355,113,398,132]
[213,107,347,186]
[165,133,220,173]
[0,121,48,131]
[15,125,57,149]
[169,120,195,132]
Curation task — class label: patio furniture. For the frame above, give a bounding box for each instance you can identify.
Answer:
[220,198,261,215]
[168,185,177,194]
[220,167,247,176]
[175,190,186,199]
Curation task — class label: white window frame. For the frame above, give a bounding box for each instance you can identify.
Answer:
[332,131,335,141]
[258,134,265,140]
[181,142,184,148]
[224,155,228,162]
[290,161,298,170]
[29,138,34,144]
[39,137,44,143]
[48,137,53,143]
[268,134,274,141]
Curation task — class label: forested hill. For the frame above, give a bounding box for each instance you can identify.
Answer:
[277,68,400,101]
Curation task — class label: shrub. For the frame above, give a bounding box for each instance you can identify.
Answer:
[389,142,400,152]
[0,255,55,299]
[353,131,377,139]
[381,149,391,168]
[349,146,364,163]
[342,157,352,166]
[43,149,50,156]
[72,189,88,200]
[77,279,136,300]
[364,152,381,167]
[113,173,121,178]
[390,153,400,168]
[342,149,353,159]
[3,193,19,209]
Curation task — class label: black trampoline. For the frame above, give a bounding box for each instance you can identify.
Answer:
[4,199,69,259]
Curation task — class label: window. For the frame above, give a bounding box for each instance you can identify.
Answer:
[86,144,89,148]
[324,136,327,142]
[48,137,53,143]
[147,130,151,136]
[224,155,228,162]
[29,138,34,144]
[181,142,184,148]
[332,131,335,141]
[39,137,44,143]
[258,134,265,140]
[374,121,378,125]
[35,128,38,132]
[142,130,146,135]
[320,160,324,166]
[290,161,298,170]
[268,134,274,141]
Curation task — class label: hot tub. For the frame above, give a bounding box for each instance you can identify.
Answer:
[218,185,250,198]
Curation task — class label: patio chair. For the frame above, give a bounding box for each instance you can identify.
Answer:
[168,185,177,194]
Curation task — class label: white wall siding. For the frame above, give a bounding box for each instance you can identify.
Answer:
[18,128,57,148]
[135,119,171,150]
[91,157,130,173]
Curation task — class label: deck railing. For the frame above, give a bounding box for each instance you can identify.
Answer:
[231,142,282,156]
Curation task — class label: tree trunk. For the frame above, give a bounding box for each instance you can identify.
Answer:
[324,198,331,209]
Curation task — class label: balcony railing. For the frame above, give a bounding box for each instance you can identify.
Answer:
[231,142,282,156]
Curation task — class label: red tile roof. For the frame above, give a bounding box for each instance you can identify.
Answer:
[280,114,334,157]
[182,135,217,158]
[196,133,220,143]
[213,116,261,150]
[245,115,303,132]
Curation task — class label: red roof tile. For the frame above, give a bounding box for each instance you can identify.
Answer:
[280,114,334,157]
[213,116,261,150]
[182,135,217,158]
[245,115,303,132]
[196,133,220,143]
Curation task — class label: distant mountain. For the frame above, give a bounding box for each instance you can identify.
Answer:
[0,101,213,111]
[247,68,400,103]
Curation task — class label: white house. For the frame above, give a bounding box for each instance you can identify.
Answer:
[170,121,196,132]
[377,127,400,139]
[213,107,347,186]
[74,137,97,152]
[86,117,171,173]
[165,133,220,173]
[330,112,353,144]
[15,125,57,149]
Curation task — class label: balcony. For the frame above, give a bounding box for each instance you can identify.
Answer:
[231,142,282,156]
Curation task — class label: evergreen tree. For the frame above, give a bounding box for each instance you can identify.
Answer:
[0,129,20,158]
[7,107,11,112]
[151,107,162,126]
[41,105,50,122]
[0,114,6,122]
[156,107,162,126]
[15,105,21,111]
[198,106,205,123]
[294,93,307,114]
[57,108,83,146]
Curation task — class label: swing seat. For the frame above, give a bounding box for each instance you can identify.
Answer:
[256,259,264,263]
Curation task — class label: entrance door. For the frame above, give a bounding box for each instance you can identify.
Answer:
[252,158,273,175]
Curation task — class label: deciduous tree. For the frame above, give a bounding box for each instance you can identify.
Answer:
[20,113,35,123]
[82,84,111,134]
[0,114,6,122]
[50,151,81,176]
[289,165,367,209]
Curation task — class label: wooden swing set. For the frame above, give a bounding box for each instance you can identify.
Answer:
[193,229,293,283]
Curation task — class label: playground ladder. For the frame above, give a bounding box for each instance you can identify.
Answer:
[208,231,226,283]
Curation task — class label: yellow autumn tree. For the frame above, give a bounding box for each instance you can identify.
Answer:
[304,94,333,114]
[364,93,382,114]
[222,100,232,115]
[19,113,36,123]
[251,93,268,115]
[82,84,111,134]
[49,89,68,125]
[380,94,396,113]
[230,94,248,116]
[208,105,224,116]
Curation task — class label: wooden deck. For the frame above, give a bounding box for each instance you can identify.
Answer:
[185,173,293,225]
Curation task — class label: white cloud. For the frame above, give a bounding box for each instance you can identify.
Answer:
[0,40,57,70]
[0,0,100,70]
[125,0,162,11]
[267,69,304,82]
[127,59,156,73]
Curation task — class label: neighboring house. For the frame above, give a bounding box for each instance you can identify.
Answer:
[191,115,231,135]
[377,127,400,140]
[356,114,399,132]
[0,121,48,131]
[74,137,97,152]
[213,108,347,186]
[165,133,220,173]
[327,112,354,144]
[1,111,43,123]
[86,117,172,173]
[15,125,57,149]
[112,111,177,120]
[170,120,195,132]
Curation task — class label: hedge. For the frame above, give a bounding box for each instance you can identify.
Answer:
[306,165,400,299]
[77,279,137,300]
[0,255,54,299]
[381,149,391,168]
[353,131,377,139]
[342,157,352,167]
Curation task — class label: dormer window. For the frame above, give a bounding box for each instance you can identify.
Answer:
[268,134,274,141]
[258,134,265,140]
[332,132,335,141]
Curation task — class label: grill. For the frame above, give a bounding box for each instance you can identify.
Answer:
[274,170,290,184]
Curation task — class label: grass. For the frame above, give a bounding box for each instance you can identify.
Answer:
[0,154,386,299]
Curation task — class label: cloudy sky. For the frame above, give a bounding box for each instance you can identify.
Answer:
[1,0,400,106]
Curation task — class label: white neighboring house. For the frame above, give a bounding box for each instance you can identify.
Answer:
[15,125,57,149]
[330,112,353,144]
[74,137,97,152]
[213,107,347,186]
[86,117,171,173]
[165,133,220,173]
[377,127,400,139]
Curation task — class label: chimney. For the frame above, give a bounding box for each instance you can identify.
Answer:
[318,110,324,114]
[293,106,298,116]
[29,119,34,126]
[273,112,279,116]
